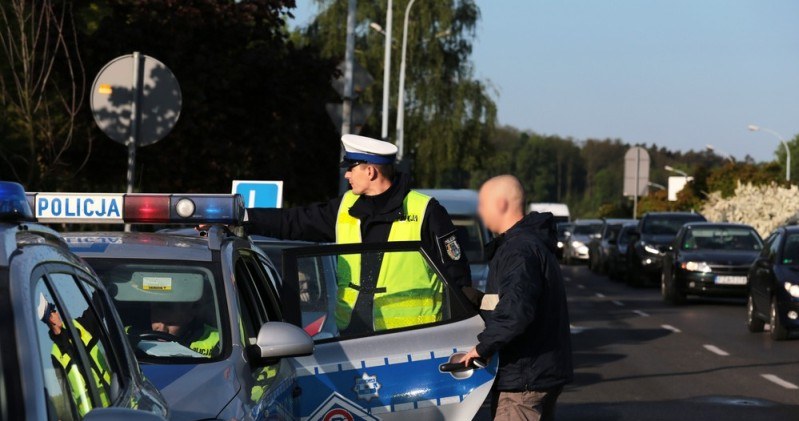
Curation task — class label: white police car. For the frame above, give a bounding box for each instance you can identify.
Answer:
[0,182,168,421]
[29,191,497,420]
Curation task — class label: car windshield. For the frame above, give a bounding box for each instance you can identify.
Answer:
[618,226,635,245]
[642,215,704,236]
[84,258,225,362]
[452,217,487,263]
[782,234,799,264]
[573,223,602,236]
[682,227,763,251]
[605,224,623,241]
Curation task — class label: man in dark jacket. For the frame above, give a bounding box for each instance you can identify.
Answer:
[461,175,573,421]
[245,135,471,335]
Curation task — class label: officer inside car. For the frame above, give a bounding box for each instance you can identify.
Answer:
[245,134,472,336]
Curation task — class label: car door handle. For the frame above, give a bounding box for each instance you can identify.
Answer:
[439,358,487,373]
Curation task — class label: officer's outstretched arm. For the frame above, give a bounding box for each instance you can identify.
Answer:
[245,196,342,242]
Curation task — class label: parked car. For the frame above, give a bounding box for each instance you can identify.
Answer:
[588,218,636,274]
[607,222,638,281]
[627,212,707,286]
[661,223,763,304]
[417,189,493,291]
[747,226,799,340]
[564,220,603,265]
[556,222,573,261]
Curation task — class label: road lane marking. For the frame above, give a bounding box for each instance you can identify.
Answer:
[595,293,605,298]
[612,300,625,307]
[661,324,681,333]
[632,310,649,317]
[570,324,591,334]
[703,344,730,356]
[577,284,586,289]
[761,374,799,390]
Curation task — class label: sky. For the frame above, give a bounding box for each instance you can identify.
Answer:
[289,1,799,162]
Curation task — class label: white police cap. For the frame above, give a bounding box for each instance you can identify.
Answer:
[341,134,398,166]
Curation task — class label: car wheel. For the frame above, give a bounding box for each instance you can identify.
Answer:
[661,270,685,305]
[747,293,765,333]
[770,295,789,341]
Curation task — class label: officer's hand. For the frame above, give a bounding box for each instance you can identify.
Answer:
[459,347,481,367]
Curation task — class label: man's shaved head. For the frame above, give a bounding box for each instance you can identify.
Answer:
[478,175,526,234]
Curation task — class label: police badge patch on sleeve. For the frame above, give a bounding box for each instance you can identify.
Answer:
[437,230,462,263]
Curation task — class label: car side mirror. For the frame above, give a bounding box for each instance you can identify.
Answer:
[251,322,314,365]
[84,408,166,421]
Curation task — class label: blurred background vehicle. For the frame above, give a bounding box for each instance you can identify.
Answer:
[627,212,707,286]
[556,222,573,261]
[606,222,639,281]
[588,218,636,275]
[748,226,799,341]
[528,202,570,224]
[661,222,763,304]
[564,219,603,265]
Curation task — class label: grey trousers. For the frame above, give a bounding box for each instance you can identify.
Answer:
[490,387,563,421]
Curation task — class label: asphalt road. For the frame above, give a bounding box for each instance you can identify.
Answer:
[475,263,799,421]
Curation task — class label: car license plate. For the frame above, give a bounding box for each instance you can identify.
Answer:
[715,276,747,285]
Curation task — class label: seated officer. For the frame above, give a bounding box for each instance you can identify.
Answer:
[148,301,220,357]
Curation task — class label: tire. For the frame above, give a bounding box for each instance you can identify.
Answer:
[661,270,686,305]
[747,293,765,333]
[770,296,790,341]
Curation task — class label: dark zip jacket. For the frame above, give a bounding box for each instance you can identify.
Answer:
[476,212,573,391]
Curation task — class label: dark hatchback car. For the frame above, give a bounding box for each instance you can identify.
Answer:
[661,223,763,305]
[747,226,799,340]
[588,218,636,275]
[627,212,707,286]
[607,222,638,281]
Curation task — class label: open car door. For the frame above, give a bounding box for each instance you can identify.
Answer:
[281,241,496,420]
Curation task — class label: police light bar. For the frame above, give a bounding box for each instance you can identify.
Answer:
[26,193,244,225]
[0,181,34,222]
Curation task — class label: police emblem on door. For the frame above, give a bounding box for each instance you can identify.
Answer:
[445,235,462,261]
[353,373,381,402]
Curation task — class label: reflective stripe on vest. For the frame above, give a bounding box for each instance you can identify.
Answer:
[73,320,112,407]
[335,190,443,331]
[51,344,93,416]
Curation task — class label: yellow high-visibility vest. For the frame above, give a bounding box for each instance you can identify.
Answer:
[335,190,443,331]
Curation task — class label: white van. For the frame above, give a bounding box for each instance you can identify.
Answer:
[528,202,571,223]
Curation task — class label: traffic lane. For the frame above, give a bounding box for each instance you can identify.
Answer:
[558,265,799,420]
[565,265,799,397]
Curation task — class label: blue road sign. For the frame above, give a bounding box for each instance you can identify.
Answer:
[231,180,283,208]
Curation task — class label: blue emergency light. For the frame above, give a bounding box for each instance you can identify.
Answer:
[25,192,244,225]
[0,181,34,222]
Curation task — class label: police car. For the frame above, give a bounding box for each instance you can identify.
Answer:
[30,191,497,420]
[0,182,168,421]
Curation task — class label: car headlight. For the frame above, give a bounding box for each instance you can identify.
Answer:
[682,261,712,273]
[784,282,799,298]
[571,240,585,249]
[557,241,564,249]
[642,243,661,255]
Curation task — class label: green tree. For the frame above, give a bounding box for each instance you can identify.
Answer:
[301,0,496,188]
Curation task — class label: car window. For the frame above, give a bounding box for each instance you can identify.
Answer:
[573,223,602,235]
[782,234,799,264]
[33,276,94,420]
[242,253,282,322]
[85,259,225,361]
[681,227,763,251]
[451,217,486,263]
[768,233,782,261]
[284,246,473,341]
[48,272,121,409]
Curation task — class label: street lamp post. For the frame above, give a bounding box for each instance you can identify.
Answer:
[664,165,688,178]
[748,124,791,182]
[379,1,392,141]
[395,0,419,163]
[705,144,734,162]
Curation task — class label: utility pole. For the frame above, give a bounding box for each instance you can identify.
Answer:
[380,0,393,141]
[340,0,357,194]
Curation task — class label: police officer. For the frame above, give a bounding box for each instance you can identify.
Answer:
[245,134,471,335]
[148,301,220,357]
